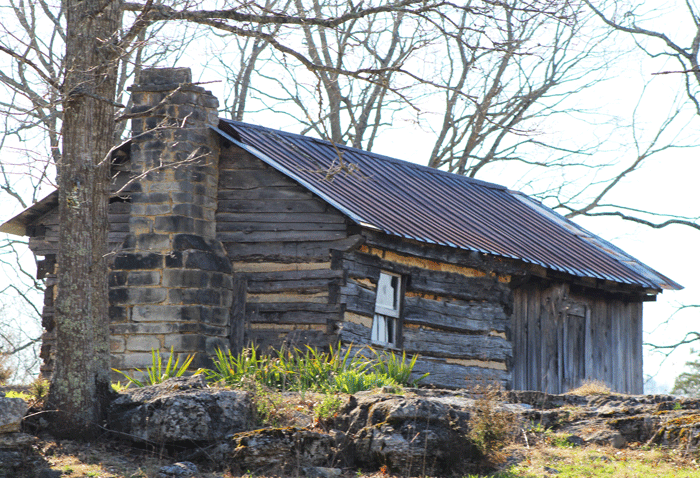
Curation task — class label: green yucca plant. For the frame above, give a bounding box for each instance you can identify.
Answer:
[203,344,428,394]
[333,369,399,394]
[370,349,429,387]
[112,347,196,387]
[206,346,283,388]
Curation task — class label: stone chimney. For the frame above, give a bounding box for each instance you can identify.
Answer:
[109,67,232,374]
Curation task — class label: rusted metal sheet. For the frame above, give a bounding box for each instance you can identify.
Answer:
[215,120,680,291]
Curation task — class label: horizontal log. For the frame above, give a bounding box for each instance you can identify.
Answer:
[411,356,510,390]
[232,261,331,273]
[217,199,327,214]
[338,320,372,346]
[108,232,128,244]
[109,202,131,214]
[249,323,326,331]
[340,281,375,317]
[252,302,341,313]
[223,240,345,262]
[218,187,312,201]
[219,146,266,169]
[343,252,512,306]
[245,269,344,282]
[247,291,329,304]
[403,296,508,334]
[109,223,129,233]
[247,279,331,293]
[362,230,532,277]
[216,212,346,224]
[402,326,511,362]
[217,221,346,233]
[219,169,296,189]
[29,239,58,256]
[248,309,331,325]
[249,303,341,328]
[108,213,130,223]
[217,230,346,243]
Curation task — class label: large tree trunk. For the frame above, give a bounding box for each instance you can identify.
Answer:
[48,0,122,438]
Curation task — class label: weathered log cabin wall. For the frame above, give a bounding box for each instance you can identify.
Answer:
[337,241,514,389]
[26,199,130,376]
[511,282,643,394]
[216,143,351,350]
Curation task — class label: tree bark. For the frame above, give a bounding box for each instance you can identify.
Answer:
[48,0,122,438]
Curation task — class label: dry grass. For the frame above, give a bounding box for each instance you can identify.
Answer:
[20,435,700,478]
[503,440,700,478]
[567,379,611,396]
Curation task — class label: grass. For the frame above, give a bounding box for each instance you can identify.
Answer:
[567,379,611,396]
[499,442,700,478]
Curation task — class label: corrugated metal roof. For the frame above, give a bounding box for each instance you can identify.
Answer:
[216,120,682,292]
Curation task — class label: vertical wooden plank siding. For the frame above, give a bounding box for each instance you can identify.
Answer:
[512,285,644,394]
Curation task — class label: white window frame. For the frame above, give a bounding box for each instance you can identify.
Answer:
[371,271,402,347]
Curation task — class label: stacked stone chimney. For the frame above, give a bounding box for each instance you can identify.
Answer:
[109,67,232,373]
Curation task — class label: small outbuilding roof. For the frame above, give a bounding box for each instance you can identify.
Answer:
[216,119,682,292]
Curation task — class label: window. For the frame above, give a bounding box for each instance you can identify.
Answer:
[371,272,402,347]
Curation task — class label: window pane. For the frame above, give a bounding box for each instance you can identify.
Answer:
[376,272,400,317]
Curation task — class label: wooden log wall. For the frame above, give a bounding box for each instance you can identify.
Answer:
[216,144,351,350]
[28,199,131,377]
[511,283,643,394]
[338,244,514,389]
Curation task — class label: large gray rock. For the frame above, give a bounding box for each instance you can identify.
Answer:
[0,397,27,433]
[333,392,482,476]
[108,375,254,444]
[225,427,335,474]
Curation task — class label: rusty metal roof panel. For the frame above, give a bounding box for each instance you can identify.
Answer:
[216,120,682,291]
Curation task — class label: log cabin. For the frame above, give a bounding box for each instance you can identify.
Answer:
[0,67,682,393]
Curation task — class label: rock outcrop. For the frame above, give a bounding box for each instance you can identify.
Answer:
[102,379,700,476]
[0,396,36,476]
[107,375,254,444]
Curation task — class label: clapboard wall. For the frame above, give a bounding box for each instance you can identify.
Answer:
[216,143,352,350]
[511,282,644,394]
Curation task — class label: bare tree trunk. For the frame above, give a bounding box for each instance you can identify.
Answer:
[48,0,122,438]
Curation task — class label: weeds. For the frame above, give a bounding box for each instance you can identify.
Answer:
[315,393,343,421]
[468,384,516,463]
